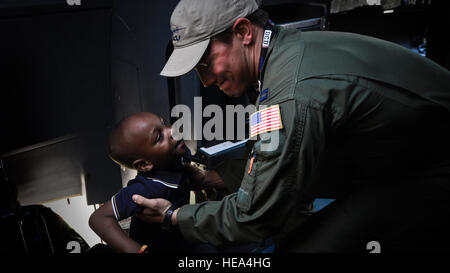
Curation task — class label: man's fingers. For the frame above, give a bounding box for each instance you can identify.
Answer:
[132,195,161,210]
[140,208,160,216]
[136,210,163,220]
[132,194,149,206]
[132,195,171,214]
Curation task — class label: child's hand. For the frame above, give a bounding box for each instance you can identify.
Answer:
[183,163,206,190]
[184,164,226,190]
[132,195,173,224]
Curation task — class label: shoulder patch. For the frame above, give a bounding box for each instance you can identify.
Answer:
[259,88,269,102]
[250,104,283,138]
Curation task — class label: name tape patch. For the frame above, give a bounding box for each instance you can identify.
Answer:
[262,30,272,48]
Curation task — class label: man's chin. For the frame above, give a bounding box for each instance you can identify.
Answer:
[223,88,245,98]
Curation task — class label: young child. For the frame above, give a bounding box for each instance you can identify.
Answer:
[89,112,194,253]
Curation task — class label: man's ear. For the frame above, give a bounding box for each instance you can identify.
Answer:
[132,159,154,172]
[232,18,253,45]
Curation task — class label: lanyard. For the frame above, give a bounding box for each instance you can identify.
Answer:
[247,22,276,174]
[257,20,276,93]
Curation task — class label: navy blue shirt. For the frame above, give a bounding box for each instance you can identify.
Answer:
[111,169,192,252]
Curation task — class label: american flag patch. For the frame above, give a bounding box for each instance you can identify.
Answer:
[250,105,283,138]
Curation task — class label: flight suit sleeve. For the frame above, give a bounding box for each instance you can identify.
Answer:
[177,97,327,246]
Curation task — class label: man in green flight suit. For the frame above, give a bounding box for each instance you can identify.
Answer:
[132,0,450,252]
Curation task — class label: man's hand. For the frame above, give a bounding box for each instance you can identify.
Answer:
[132,195,173,223]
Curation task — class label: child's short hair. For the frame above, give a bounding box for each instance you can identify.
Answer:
[108,116,138,170]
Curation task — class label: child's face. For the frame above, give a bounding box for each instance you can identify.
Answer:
[135,113,187,169]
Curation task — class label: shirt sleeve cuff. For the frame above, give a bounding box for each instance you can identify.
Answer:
[111,195,120,221]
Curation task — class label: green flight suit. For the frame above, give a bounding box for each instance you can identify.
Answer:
[177,26,450,251]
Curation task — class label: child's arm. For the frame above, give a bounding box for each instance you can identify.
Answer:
[88,200,142,253]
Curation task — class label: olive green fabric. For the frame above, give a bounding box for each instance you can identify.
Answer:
[177,26,450,250]
[213,141,253,194]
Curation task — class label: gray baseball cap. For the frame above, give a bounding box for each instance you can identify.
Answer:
[160,0,259,77]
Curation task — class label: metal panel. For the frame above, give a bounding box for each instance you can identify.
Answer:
[0,1,121,205]
[2,132,122,205]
